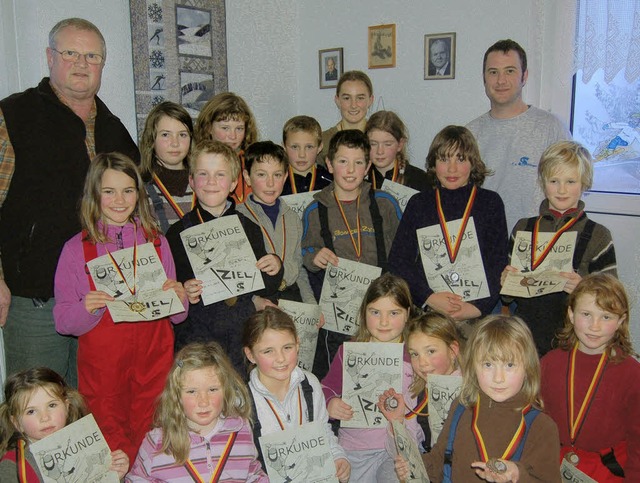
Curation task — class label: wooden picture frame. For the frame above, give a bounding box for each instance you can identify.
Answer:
[368,24,396,69]
[319,47,343,89]
[424,32,456,80]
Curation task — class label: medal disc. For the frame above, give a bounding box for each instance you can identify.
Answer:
[486,458,507,474]
[384,396,399,411]
[565,451,580,466]
[129,301,146,313]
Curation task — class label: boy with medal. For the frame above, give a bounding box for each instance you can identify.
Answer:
[389,126,508,329]
[501,141,617,355]
[301,129,402,379]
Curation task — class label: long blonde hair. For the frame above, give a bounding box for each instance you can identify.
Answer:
[80,152,159,243]
[0,368,86,455]
[459,315,542,410]
[154,342,251,464]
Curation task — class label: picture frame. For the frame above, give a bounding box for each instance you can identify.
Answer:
[368,24,396,69]
[424,32,456,80]
[319,47,343,89]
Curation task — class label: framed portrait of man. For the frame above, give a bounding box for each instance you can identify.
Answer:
[319,47,344,89]
[425,32,456,80]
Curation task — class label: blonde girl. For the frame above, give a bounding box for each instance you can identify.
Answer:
[140,101,194,232]
[409,316,560,482]
[195,92,258,204]
[127,342,267,482]
[0,367,129,481]
[321,273,423,482]
[53,153,188,462]
[242,307,350,482]
[365,110,428,191]
[541,274,640,482]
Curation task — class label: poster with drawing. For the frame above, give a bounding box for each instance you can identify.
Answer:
[427,374,462,446]
[392,421,430,483]
[280,191,320,219]
[258,421,338,483]
[29,414,118,483]
[320,259,382,336]
[381,179,418,213]
[501,230,577,298]
[341,342,403,428]
[87,243,184,323]
[560,460,597,483]
[278,300,320,371]
[416,217,489,301]
[179,215,264,305]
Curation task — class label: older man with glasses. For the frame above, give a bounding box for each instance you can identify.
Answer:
[0,18,139,386]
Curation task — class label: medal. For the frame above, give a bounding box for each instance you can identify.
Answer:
[530,213,582,271]
[486,458,508,474]
[279,280,287,291]
[435,185,477,263]
[129,301,146,313]
[334,192,362,260]
[384,396,399,411]
[564,451,580,466]
[445,270,460,284]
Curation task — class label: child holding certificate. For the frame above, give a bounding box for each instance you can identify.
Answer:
[53,153,188,462]
[541,274,640,482]
[236,141,316,304]
[388,125,508,328]
[301,129,402,378]
[501,141,617,355]
[166,140,283,376]
[128,342,268,482]
[0,367,129,481]
[321,273,423,481]
[397,315,560,482]
[242,307,350,482]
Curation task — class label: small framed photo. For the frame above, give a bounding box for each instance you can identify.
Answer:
[319,48,343,89]
[368,24,396,69]
[424,32,456,80]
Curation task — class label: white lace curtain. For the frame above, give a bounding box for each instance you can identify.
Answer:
[574,0,640,83]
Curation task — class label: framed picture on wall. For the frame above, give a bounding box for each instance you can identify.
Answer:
[424,32,456,80]
[368,24,396,69]
[319,48,343,89]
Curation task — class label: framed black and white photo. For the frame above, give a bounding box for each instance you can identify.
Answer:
[319,47,343,89]
[424,32,456,80]
[369,24,396,69]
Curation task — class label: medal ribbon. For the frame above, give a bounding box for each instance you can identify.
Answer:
[288,165,316,194]
[472,396,532,462]
[235,152,246,203]
[184,431,237,483]
[372,159,399,190]
[405,389,428,419]
[567,343,607,444]
[17,439,27,483]
[435,185,477,263]
[153,173,196,218]
[264,387,302,430]
[334,192,362,260]
[104,224,138,298]
[530,213,582,271]
[243,201,287,261]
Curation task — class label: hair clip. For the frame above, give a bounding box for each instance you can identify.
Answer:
[176,360,183,368]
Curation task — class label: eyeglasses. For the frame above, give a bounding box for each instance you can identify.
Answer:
[51,49,104,65]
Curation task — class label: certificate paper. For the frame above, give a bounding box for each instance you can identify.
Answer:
[341,342,403,429]
[500,230,577,298]
[278,300,320,371]
[87,242,184,322]
[380,179,418,213]
[426,374,462,446]
[259,421,338,483]
[319,259,382,336]
[179,215,265,305]
[416,217,489,301]
[30,414,118,483]
[392,421,430,482]
[281,190,321,219]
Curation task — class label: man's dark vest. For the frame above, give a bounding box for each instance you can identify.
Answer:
[0,77,138,298]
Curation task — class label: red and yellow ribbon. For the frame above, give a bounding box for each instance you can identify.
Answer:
[243,201,286,261]
[530,213,582,271]
[371,159,399,190]
[17,439,28,483]
[405,390,428,419]
[567,343,607,444]
[334,192,362,260]
[152,173,196,218]
[435,185,477,263]
[184,431,238,483]
[264,387,302,430]
[472,396,533,462]
[288,165,317,194]
[104,224,138,297]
